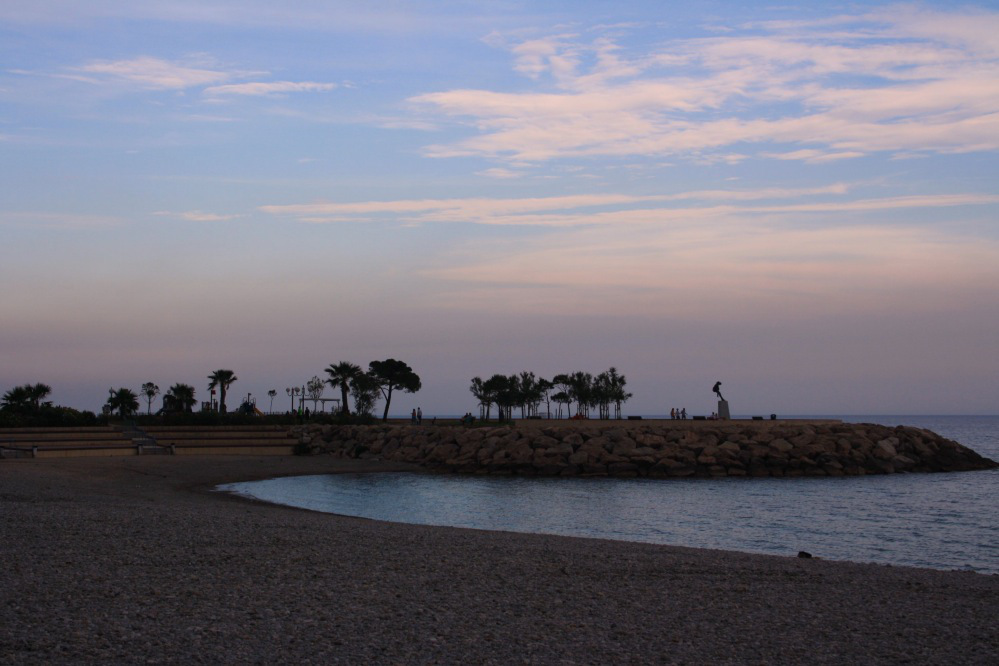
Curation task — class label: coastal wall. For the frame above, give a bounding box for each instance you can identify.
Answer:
[292,421,997,478]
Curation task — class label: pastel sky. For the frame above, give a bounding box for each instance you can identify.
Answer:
[3,1,998,416]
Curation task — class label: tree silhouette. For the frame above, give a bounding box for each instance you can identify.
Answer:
[141,382,160,415]
[483,374,515,421]
[325,361,362,416]
[306,376,325,412]
[267,389,277,413]
[537,378,554,419]
[2,383,52,412]
[207,369,238,413]
[567,371,594,418]
[164,384,197,413]
[349,372,381,417]
[467,368,631,420]
[551,391,572,419]
[551,374,572,417]
[107,388,139,417]
[469,376,494,420]
[368,359,421,421]
[601,367,632,419]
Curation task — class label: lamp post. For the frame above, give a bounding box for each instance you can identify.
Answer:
[285,387,300,413]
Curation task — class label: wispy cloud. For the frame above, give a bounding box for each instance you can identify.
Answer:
[203,81,336,97]
[153,210,240,222]
[77,56,233,89]
[412,6,999,163]
[476,167,524,179]
[763,149,866,163]
[259,185,999,228]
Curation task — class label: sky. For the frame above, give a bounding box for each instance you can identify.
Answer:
[2,1,998,416]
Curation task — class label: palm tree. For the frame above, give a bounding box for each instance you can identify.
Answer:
[1,385,32,412]
[267,389,277,413]
[1,383,51,413]
[164,384,197,413]
[27,383,52,409]
[107,388,139,417]
[141,382,160,415]
[207,369,238,413]
[325,362,362,416]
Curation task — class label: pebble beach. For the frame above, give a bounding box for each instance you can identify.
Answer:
[2,456,997,664]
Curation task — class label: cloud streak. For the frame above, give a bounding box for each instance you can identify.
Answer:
[204,81,337,97]
[259,187,999,228]
[77,56,233,89]
[412,7,999,163]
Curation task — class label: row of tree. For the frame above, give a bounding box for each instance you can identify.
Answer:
[469,368,632,420]
[322,359,421,421]
[0,383,98,427]
[4,362,633,424]
[97,360,422,421]
[1,382,53,412]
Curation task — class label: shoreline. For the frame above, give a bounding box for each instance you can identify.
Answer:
[3,456,998,663]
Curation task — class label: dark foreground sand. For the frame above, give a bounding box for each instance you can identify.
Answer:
[1,457,997,665]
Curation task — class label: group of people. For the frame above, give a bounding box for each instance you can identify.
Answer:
[669,407,687,420]
[410,407,423,425]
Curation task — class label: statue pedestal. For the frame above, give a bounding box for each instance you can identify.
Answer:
[717,400,730,420]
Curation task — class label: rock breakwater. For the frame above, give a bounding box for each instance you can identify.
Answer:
[292,421,997,478]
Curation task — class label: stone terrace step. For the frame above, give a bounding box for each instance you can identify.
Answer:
[0,427,124,441]
[144,429,290,439]
[142,425,288,433]
[1,425,296,458]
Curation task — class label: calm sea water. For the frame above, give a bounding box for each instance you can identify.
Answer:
[219,415,999,574]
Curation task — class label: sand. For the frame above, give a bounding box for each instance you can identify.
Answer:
[2,456,997,664]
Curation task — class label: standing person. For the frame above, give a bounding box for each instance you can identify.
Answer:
[670,407,676,420]
[410,408,417,424]
[681,407,687,419]
[417,407,423,425]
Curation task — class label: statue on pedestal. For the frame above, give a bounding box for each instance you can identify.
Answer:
[712,381,724,401]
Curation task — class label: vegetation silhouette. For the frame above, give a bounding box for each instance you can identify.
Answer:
[325,361,363,416]
[469,368,631,421]
[207,369,238,413]
[368,359,422,422]
[1,360,637,428]
[141,382,159,415]
[107,388,139,417]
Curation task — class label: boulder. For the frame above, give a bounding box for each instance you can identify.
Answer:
[874,440,897,460]
[769,439,793,453]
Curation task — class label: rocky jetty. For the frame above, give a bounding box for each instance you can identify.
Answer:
[292,421,997,478]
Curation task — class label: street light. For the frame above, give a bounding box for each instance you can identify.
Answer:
[285,386,301,413]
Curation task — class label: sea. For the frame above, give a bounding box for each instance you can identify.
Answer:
[218,415,999,574]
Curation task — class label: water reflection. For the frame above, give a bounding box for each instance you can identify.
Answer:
[220,468,999,574]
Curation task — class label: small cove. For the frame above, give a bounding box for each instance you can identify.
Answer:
[219,416,999,574]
